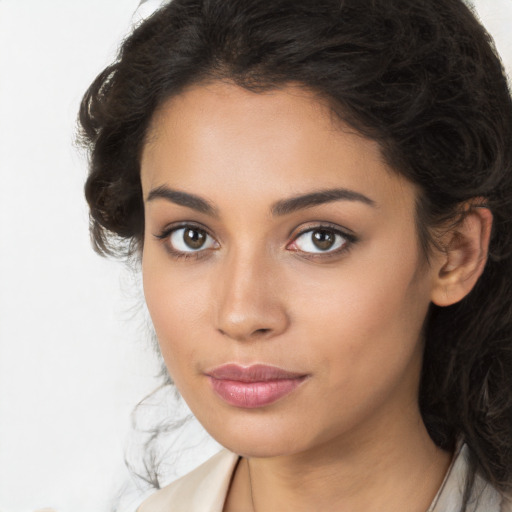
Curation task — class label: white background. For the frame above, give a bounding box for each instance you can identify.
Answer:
[0,1,510,511]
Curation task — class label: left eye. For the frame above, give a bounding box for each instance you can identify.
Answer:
[291,228,348,254]
[168,227,217,252]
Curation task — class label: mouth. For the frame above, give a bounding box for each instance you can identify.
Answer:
[205,363,309,409]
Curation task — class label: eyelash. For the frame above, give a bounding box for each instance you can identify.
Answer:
[154,222,215,261]
[153,222,357,261]
[289,223,357,261]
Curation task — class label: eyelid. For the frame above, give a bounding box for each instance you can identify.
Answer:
[153,221,357,260]
[153,222,220,259]
[288,222,356,242]
[154,221,216,241]
[286,222,357,257]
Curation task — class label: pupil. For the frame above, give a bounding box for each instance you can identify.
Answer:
[184,229,206,249]
[313,230,335,250]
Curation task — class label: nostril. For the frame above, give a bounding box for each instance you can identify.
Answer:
[217,327,271,340]
[254,328,271,336]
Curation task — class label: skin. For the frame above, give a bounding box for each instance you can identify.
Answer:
[140,81,491,511]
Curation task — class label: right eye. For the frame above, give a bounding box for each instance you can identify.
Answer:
[155,225,219,257]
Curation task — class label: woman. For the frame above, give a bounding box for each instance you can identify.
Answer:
[79,0,512,510]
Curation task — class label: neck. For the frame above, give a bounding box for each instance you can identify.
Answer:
[226,405,452,512]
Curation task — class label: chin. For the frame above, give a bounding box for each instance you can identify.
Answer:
[202,415,313,458]
[222,439,299,459]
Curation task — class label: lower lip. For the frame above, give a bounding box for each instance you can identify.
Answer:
[208,376,307,408]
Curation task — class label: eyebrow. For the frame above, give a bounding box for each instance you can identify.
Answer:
[271,188,376,216]
[147,185,219,216]
[146,185,376,217]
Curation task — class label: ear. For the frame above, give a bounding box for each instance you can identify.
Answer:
[430,205,493,307]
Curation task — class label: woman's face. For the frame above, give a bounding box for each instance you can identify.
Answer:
[141,81,437,458]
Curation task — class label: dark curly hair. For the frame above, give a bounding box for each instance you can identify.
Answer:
[78,0,512,507]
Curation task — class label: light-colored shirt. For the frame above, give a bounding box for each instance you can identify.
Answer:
[137,443,512,512]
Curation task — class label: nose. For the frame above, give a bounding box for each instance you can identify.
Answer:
[214,248,290,342]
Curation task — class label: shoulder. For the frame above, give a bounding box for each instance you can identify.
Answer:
[137,448,240,512]
[430,443,512,512]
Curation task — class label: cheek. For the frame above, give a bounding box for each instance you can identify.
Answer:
[292,237,430,394]
[142,250,212,377]
[142,219,431,412]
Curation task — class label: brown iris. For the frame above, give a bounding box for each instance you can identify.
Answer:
[184,228,207,249]
[312,229,336,251]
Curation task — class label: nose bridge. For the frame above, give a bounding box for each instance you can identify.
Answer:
[214,243,288,342]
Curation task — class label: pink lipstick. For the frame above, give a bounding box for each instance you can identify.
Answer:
[206,364,308,408]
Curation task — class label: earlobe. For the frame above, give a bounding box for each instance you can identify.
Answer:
[430,206,493,307]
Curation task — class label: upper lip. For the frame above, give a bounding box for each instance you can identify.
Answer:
[206,364,307,382]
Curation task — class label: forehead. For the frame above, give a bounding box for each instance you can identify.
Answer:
[146,81,337,139]
[140,80,416,214]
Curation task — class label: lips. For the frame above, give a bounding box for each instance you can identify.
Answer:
[205,364,309,408]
